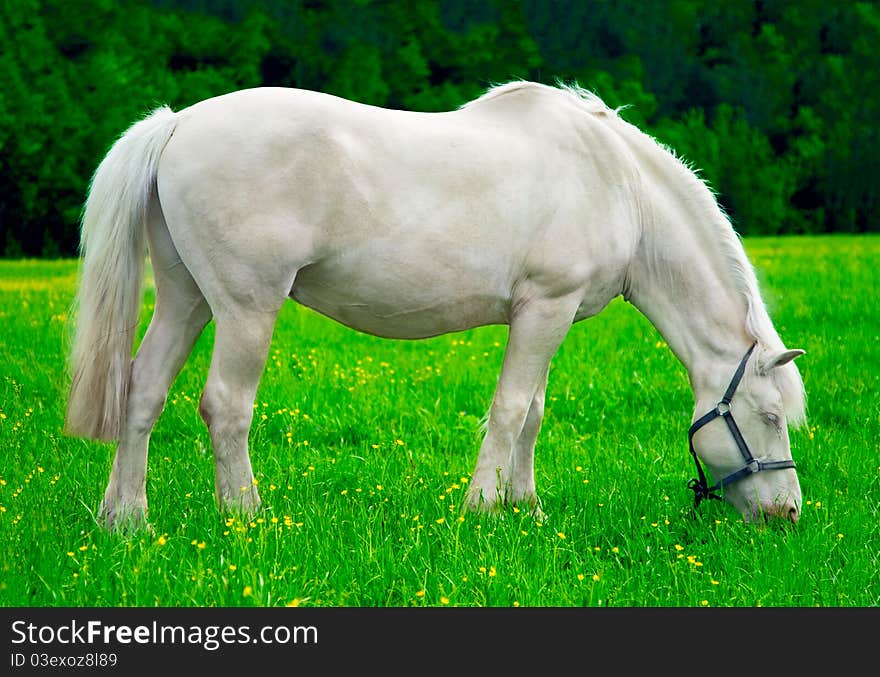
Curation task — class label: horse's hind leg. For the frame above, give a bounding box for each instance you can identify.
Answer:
[198,306,279,516]
[101,209,211,531]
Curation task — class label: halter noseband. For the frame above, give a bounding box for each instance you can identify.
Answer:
[687,343,796,508]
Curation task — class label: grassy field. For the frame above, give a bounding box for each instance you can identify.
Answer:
[0,235,877,607]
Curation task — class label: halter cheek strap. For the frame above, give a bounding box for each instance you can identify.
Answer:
[687,343,797,508]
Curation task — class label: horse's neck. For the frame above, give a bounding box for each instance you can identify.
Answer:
[625,179,755,395]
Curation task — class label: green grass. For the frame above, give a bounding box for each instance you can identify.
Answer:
[0,235,877,607]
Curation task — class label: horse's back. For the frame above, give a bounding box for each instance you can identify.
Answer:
[155,86,638,337]
[159,86,542,246]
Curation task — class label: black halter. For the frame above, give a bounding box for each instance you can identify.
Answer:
[687,343,797,508]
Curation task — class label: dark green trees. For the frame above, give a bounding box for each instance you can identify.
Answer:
[1,0,877,256]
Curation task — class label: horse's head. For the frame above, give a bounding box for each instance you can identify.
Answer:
[689,345,806,524]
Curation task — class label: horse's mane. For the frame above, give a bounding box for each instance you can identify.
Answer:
[466,81,806,425]
[462,80,619,116]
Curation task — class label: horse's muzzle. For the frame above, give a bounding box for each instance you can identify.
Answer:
[756,501,800,524]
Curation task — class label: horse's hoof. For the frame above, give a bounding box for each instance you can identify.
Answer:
[529,505,547,523]
[463,487,503,514]
[99,501,151,535]
[514,495,546,522]
[218,494,262,519]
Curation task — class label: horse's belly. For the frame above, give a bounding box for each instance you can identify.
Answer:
[289,259,510,339]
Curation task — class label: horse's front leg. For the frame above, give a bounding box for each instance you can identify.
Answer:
[465,293,578,513]
[508,367,549,514]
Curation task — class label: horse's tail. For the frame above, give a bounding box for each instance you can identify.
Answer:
[65,106,179,441]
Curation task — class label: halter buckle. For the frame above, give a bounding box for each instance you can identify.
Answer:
[687,477,720,508]
[687,478,706,507]
[716,401,731,416]
[746,459,760,474]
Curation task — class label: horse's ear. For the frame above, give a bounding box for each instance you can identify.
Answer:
[761,348,805,374]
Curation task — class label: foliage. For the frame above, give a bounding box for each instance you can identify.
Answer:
[1,0,879,256]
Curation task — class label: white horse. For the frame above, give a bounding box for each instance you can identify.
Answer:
[65,81,806,530]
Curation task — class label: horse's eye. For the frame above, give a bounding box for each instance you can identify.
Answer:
[764,412,781,428]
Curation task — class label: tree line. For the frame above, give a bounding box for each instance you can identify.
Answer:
[1,0,877,257]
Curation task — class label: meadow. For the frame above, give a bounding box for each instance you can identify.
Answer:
[0,235,877,607]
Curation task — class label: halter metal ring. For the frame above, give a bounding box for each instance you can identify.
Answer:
[716,401,731,415]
